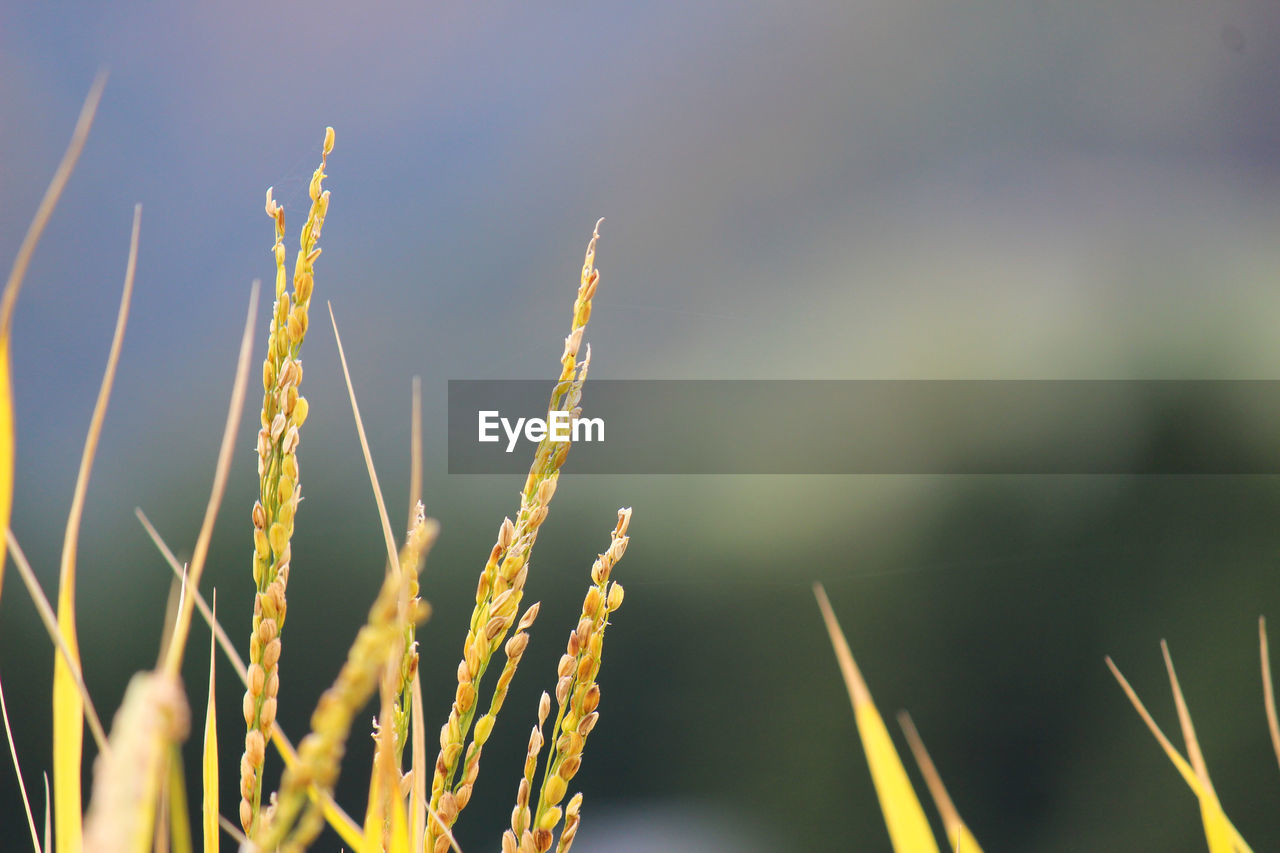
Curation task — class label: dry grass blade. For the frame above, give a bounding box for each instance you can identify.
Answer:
[1262,617,1280,774]
[5,530,108,751]
[1160,640,1233,853]
[162,280,259,678]
[411,671,428,853]
[813,583,940,853]
[1,673,42,852]
[409,376,422,531]
[43,773,51,853]
[53,200,139,853]
[1105,656,1252,853]
[897,712,983,853]
[0,73,106,336]
[137,508,248,685]
[327,302,400,574]
[217,815,247,848]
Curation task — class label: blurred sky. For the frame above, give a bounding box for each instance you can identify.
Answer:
[4,2,1280,851]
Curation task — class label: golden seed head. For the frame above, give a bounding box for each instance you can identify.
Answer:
[544,775,567,806]
[499,516,515,549]
[282,423,300,455]
[557,654,575,679]
[242,691,256,725]
[260,696,278,728]
[538,691,551,723]
[265,671,279,698]
[439,792,459,824]
[576,655,594,681]
[582,684,600,715]
[537,807,562,832]
[248,663,266,696]
[577,712,599,736]
[556,677,572,705]
[518,602,541,630]
[503,831,518,853]
[485,615,508,640]
[455,782,473,810]
[558,755,581,781]
[505,632,529,659]
[245,729,266,764]
[474,713,495,746]
[323,126,335,155]
[607,581,625,611]
[262,637,282,669]
[583,587,603,619]
[455,682,477,714]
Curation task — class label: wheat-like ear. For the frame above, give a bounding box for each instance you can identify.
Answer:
[241,127,334,836]
[429,222,603,853]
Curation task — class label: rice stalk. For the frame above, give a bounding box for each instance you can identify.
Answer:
[427,222,603,853]
[240,127,334,836]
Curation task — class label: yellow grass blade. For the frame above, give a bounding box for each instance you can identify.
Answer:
[6,532,108,751]
[203,593,220,853]
[169,745,194,853]
[1105,657,1253,853]
[1,672,42,852]
[54,200,139,853]
[1160,641,1233,853]
[897,712,983,853]
[1261,617,1280,774]
[161,281,259,678]
[0,73,106,608]
[410,671,428,853]
[814,584,941,853]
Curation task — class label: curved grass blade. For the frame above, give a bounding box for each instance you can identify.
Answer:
[1261,617,1280,774]
[0,73,107,608]
[54,201,139,853]
[814,584,941,853]
[161,281,258,678]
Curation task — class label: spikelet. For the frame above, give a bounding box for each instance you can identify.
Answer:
[240,127,334,836]
[427,222,603,852]
[257,514,436,853]
[508,509,630,853]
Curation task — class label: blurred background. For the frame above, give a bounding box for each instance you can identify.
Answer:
[4,1,1280,850]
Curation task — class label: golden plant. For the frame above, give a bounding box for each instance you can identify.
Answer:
[0,79,631,853]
